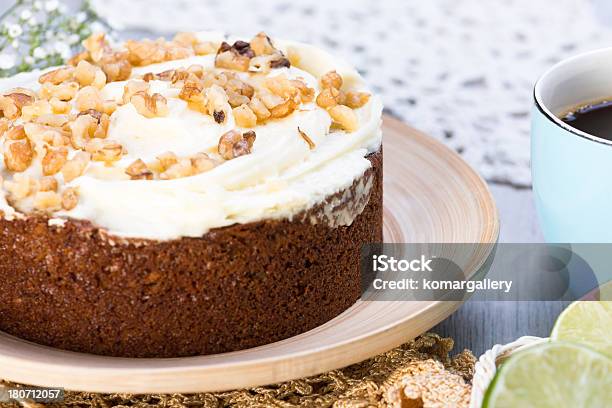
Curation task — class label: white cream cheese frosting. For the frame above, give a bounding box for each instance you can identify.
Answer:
[0,32,382,240]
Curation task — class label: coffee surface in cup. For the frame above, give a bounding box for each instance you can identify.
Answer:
[562,101,612,140]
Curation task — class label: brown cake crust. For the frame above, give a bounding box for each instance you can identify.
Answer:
[0,149,382,358]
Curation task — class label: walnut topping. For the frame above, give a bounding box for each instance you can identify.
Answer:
[122,80,150,105]
[42,146,69,176]
[130,91,169,118]
[205,85,229,123]
[218,129,256,160]
[75,86,103,112]
[85,139,124,163]
[40,81,80,101]
[38,66,75,85]
[125,38,193,67]
[5,125,26,140]
[126,159,153,180]
[320,70,343,90]
[39,176,58,192]
[160,158,193,180]
[34,191,62,211]
[156,151,178,171]
[344,91,371,109]
[233,104,257,128]
[215,41,254,71]
[248,96,271,121]
[61,187,79,210]
[191,152,217,174]
[298,127,315,149]
[0,91,35,120]
[61,151,90,182]
[20,100,53,121]
[3,139,34,172]
[4,174,36,200]
[316,87,343,109]
[328,105,358,132]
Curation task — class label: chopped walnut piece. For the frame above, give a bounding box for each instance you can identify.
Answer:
[38,66,75,85]
[49,97,71,114]
[75,86,103,112]
[269,99,298,119]
[328,105,359,132]
[34,114,71,128]
[76,109,110,139]
[102,100,118,116]
[173,32,199,47]
[122,80,150,105]
[344,91,371,109]
[156,151,178,171]
[218,129,256,160]
[130,91,169,118]
[5,125,26,140]
[74,60,107,89]
[67,51,89,66]
[100,52,132,82]
[218,129,242,160]
[20,100,52,121]
[316,87,344,109]
[205,85,229,123]
[61,187,79,210]
[233,104,257,128]
[298,127,315,149]
[291,80,315,103]
[125,38,192,66]
[160,158,193,180]
[40,81,79,101]
[86,139,124,163]
[0,118,9,135]
[39,176,58,192]
[194,41,217,55]
[61,151,90,182]
[0,91,35,120]
[248,96,271,121]
[215,41,254,71]
[250,33,276,56]
[179,80,205,108]
[83,33,109,63]
[42,146,69,175]
[4,174,36,199]
[191,152,217,174]
[226,90,250,108]
[320,70,343,90]
[34,191,62,211]
[74,60,96,86]
[3,139,34,172]
[125,159,153,180]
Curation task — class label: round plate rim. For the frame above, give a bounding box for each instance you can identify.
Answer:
[0,115,500,393]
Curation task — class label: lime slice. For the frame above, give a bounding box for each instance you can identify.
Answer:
[551,301,612,357]
[483,342,612,408]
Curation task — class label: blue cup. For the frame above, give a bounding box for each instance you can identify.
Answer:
[532,48,612,243]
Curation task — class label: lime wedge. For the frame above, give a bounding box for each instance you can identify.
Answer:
[551,301,612,357]
[483,342,612,408]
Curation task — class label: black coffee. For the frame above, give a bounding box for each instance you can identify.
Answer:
[562,100,612,140]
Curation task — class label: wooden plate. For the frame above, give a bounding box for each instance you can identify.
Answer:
[0,116,499,393]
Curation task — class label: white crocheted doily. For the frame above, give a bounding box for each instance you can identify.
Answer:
[91,0,612,186]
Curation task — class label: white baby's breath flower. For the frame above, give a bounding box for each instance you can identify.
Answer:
[54,41,71,59]
[20,10,32,21]
[0,54,16,70]
[24,56,34,65]
[76,12,87,24]
[7,24,23,38]
[33,47,47,59]
[11,39,19,48]
[68,33,80,45]
[45,0,59,12]
[33,1,43,11]
[28,17,37,26]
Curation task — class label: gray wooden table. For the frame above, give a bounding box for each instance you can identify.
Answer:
[432,184,569,356]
